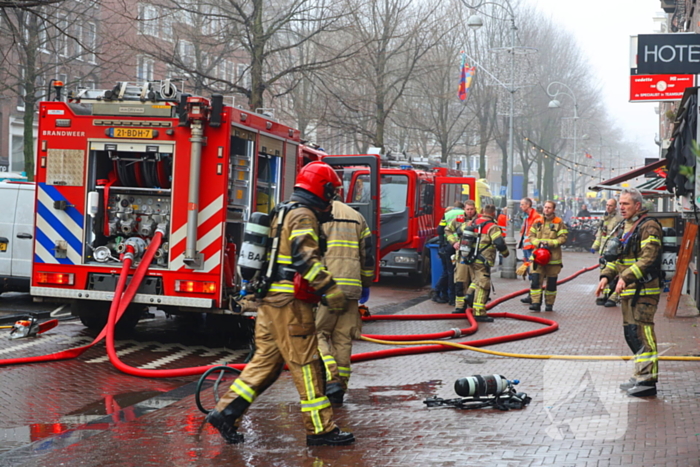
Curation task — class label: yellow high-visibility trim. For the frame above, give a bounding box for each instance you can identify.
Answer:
[361,228,371,238]
[303,262,324,282]
[336,278,362,286]
[641,236,661,247]
[327,240,359,248]
[300,396,331,412]
[277,254,292,264]
[269,283,294,293]
[290,229,319,242]
[338,366,351,378]
[301,365,324,433]
[630,264,644,280]
[231,379,256,403]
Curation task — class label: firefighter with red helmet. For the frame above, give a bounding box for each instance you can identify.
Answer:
[316,198,375,405]
[207,161,355,446]
[467,204,509,322]
[527,200,568,312]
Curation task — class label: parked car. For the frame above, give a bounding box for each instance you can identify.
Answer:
[0,180,34,292]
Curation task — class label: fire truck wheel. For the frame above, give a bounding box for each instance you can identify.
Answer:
[72,300,143,335]
[408,248,431,287]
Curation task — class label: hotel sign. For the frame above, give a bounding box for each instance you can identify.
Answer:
[637,34,700,74]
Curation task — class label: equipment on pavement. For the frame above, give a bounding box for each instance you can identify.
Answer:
[2,315,58,339]
[424,374,530,411]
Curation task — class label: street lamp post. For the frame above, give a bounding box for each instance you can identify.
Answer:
[463,0,519,279]
[546,81,579,199]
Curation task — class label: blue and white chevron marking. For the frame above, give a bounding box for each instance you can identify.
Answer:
[35,183,84,265]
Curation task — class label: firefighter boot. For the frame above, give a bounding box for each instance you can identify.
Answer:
[529,302,541,312]
[326,382,345,406]
[464,293,475,308]
[520,295,532,304]
[206,408,244,444]
[544,304,553,312]
[474,314,494,323]
[595,297,606,306]
[627,381,657,397]
[307,427,355,446]
[452,296,466,314]
[619,378,637,391]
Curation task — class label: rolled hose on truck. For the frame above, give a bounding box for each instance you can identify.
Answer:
[1,259,699,386]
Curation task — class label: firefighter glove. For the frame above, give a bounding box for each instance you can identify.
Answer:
[322,286,347,314]
[359,287,370,304]
[590,248,597,254]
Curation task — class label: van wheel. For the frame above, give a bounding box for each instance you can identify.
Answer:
[408,249,431,287]
[72,300,143,335]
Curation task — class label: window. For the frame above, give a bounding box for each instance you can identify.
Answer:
[179,40,195,63]
[238,64,249,87]
[84,22,96,63]
[137,56,154,82]
[161,10,173,41]
[138,3,158,37]
[56,14,68,56]
[379,174,408,214]
[73,23,83,59]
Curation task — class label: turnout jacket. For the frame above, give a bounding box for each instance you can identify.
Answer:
[592,212,623,252]
[266,204,336,306]
[445,214,477,245]
[600,210,662,299]
[529,215,568,265]
[321,200,376,300]
[474,215,509,267]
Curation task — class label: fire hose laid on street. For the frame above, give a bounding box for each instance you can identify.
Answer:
[2,261,700,400]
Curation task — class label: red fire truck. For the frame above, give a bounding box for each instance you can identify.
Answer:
[339,163,475,285]
[30,81,379,331]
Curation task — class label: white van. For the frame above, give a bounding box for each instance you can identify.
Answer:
[0,181,35,292]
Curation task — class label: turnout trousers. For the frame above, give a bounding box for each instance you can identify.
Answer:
[316,300,362,391]
[469,262,492,317]
[214,300,335,435]
[621,295,659,383]
[454,260,475,310]
[529,264,562,306]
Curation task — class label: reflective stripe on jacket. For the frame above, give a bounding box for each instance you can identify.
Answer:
[265,205,335,305]
[322,200,376,300]
[601,211,662,298]
[529,216,568,265]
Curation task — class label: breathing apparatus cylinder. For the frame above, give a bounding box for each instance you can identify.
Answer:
[454,374,512,398]
[661,227,677,280]
[237,212,270,281]
[459,225,479,263]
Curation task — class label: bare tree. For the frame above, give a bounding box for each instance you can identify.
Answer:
[0,0,103,178]
[107,0,357,111]
[316,0,444,153]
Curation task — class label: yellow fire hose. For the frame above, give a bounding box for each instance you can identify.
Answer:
[360,336,700,361]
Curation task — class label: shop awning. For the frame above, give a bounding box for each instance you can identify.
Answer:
[589,175,672,197]
[588,158,666,191]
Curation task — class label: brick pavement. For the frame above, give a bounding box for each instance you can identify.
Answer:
[3,252,700,466]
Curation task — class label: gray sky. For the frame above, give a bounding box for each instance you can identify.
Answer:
[529,0,662,160]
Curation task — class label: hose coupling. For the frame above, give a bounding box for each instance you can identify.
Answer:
[451,327,462,338]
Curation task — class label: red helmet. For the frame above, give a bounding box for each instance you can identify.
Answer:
[532,247,551,266]
[295,161,342,203]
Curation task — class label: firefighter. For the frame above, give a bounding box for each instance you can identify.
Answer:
[468,204,509,322]
[518,198,543,304]
[527,200,568,312]
[595,188,662,397]
[206,161,355,446]
[592,198,623,307]
[445,200,478,313]
[316,198,376,406]
[434,201,465,305]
